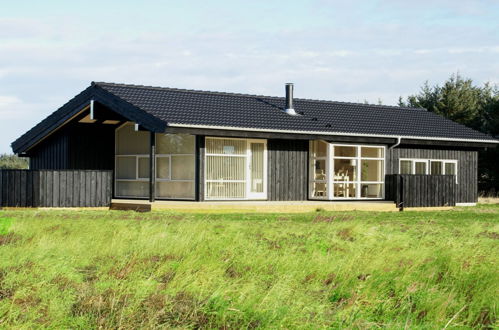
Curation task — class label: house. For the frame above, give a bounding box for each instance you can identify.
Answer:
[11,82,498,206]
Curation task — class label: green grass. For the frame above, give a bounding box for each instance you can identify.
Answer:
[0,205,498,329]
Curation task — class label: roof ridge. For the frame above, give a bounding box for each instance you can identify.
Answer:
[92,81,425,111]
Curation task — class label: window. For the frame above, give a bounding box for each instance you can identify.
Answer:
[114,123,195,199]
[430,161,443,175]
[445,162,456,176]
[309,142,385,200]
[399,159,458,182]
[310,140,328,199]
[155,133,195,199]
[333,145,384,199]
[205,137,267,200]
[415,161,427,175]
[400,160,412,174]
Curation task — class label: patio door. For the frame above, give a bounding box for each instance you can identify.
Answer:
[205,138,267,200]
[247,140,267,199]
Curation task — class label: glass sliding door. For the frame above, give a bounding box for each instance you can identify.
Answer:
[205,137,267,200]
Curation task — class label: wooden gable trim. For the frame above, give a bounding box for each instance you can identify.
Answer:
[12,84,167,154]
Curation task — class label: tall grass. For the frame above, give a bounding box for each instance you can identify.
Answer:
[0,205,497,328]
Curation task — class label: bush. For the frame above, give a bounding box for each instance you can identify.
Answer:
[0,154,29,169]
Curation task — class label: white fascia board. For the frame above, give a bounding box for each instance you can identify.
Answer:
[167,123,499,144]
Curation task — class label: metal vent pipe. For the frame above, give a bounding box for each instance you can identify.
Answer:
[284,83,298,115]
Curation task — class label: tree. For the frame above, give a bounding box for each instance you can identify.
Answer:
[399,73,489,128]
[0,154,29,169]
[400,73,499,195]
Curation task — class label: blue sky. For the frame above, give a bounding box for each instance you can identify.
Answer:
[1,0,498,154]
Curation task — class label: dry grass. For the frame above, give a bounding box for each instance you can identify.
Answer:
[479,197,499,204]
[0,205,497,328]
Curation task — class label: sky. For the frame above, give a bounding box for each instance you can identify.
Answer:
[1,0,498,154]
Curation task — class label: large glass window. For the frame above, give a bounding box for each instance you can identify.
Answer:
[332,145,384,199]
[116,123,149,154]
[155,133,195,199]
[309,142,385,199]
[114,123,195,199]
[115,124,150,198]
[205,138,267,200]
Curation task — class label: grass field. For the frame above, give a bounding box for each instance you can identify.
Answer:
[0,205,497,329]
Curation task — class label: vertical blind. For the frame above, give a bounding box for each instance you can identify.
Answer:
[205,138,266,200]
[205,138,248,199]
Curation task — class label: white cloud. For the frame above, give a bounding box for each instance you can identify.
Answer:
[0,8,498,153]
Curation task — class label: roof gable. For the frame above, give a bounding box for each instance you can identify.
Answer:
[11,84,167,153]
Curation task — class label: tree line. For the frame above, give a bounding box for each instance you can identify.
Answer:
[399,73,499,195]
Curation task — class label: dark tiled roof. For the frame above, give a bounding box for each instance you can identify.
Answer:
[95,82,496,142]
[11,81,498,153]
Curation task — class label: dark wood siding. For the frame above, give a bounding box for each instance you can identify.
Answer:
[386,174,456,207]
[28,123,116,170]
[268,139,308,201]
[387,147,478,203]
[68,124,115,170]
[28,129,70,170]
[0,169,112,207]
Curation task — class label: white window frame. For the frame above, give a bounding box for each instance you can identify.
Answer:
[398,158,459,183]
[204,137,267,200]
[114,123,196,199]
[331,143,386,200]
[309,141,386,200]
[309,140,329,200]
[115,154,150,182]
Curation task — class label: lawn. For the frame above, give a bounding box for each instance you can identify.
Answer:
[0,205,497,328]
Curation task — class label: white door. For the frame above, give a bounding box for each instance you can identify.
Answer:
[247,140,267,199]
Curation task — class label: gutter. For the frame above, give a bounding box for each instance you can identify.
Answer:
[389,136,402,149]
[167,123,499,144]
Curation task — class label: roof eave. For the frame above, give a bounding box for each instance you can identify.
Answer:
[167,123,499,145]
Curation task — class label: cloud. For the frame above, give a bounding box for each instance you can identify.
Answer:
[0,4,498,153]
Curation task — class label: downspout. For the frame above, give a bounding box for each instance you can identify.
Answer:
[389,136,403,211]
[389,136,402,149]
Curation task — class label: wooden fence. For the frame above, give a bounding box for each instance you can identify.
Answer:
[0,170,113,207]
[385,174,456,209]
